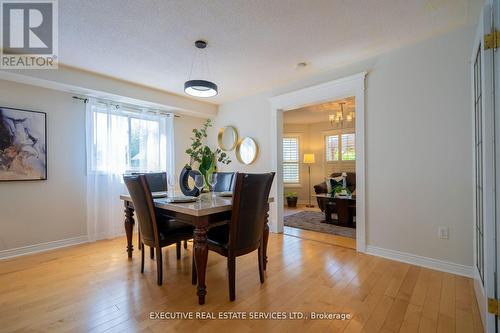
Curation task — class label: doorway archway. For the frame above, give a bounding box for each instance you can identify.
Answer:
[269,72,367,252]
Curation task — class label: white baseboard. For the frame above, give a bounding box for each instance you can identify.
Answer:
[90,231,125,242]
[366,245,473,278]
[0,236,89,260]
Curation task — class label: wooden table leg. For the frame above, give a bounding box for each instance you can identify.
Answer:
[337,199,349,226]
[263,204,269,271]
[124,203,135,258]
[325,203,333,224]
[193,222,208,305]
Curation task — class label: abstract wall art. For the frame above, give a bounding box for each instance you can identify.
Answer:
[0,107,47,181]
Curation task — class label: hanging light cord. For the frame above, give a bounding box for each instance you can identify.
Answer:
[188,48,196,80]
[188,42,212,81]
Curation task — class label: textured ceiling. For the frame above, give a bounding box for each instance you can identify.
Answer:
[59,0,481,104]
[284,97,355,124]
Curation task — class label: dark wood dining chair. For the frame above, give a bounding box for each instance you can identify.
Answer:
[192,172,275,301]
[212,172,235,192]
[143,172,167,192]
[123,174,193,285]
[131,172,189,253]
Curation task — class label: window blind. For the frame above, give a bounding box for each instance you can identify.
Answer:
[341,133,356,160]
[283,137,299,183]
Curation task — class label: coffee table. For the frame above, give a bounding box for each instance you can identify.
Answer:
[314,194,356,226]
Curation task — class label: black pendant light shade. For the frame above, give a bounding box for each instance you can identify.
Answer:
[184,40,218,98]
[184,80,218,98]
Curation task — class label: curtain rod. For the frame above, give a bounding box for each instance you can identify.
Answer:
[72,96,180,117]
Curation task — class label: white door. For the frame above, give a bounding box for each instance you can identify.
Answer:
[472,1,498,331]
[494,0,500,330]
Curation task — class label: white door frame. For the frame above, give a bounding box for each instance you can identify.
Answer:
[495,0,500,328]
[269,72,367,252]
[471,2,497,331]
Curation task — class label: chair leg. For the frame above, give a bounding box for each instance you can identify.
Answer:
[191,253,197,285]
[138,229,141,250]
[156,247,163,286]
[228,256,236,301]
[176,242,181,260]
[258,246,265,283]
[150,247,154,259]
[184,240,188,249]
[140,242,145,273]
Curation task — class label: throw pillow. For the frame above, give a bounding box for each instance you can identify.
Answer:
[326,176,343,193]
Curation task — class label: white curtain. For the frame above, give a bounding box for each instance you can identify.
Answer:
[164,113,175,184]
[85,98,175,241]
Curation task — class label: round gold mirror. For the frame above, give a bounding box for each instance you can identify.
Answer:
[236,137,258,165]
[217,126,238,151]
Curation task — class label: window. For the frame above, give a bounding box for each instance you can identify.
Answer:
[91,103,165,174]
[341,133,356,160]
[283,136,300,184]
[325,132,355,162]
[86,100,172,241]
[129,117,160,171]
[325,135,339,161]
[473,46,484,283]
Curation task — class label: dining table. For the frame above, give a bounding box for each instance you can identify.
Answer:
[119,193,273,305]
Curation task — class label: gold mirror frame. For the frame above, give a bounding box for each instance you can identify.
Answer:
[217,126,238,151]
[236,137,259,165]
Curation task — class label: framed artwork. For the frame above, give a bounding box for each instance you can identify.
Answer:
[0,107,47,181]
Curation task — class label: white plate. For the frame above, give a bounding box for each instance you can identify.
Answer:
[167,196,197,203]
[218,191,233,197]
[152,191,168,198]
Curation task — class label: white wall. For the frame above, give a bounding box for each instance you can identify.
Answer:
[211,25,475,267]
[0,80,87,250]
[0,79,207,252]
[174,116,206,178]
[209,92,277,230]
[210,92,273,175]
[365,26,474,267]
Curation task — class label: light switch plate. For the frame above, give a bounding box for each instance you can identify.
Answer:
[438,227,449,240]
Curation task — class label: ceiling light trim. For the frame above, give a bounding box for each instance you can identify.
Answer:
[184,40,218,98]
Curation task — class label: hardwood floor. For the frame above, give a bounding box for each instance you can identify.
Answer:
[0,233,483,333]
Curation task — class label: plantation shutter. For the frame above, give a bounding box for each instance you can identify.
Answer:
[341,133,355,160]
[283,137,299,183]
[325,135,339,161]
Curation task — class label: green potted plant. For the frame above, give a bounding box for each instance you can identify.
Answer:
[331,185,352,198]
[181,119,231,193]
[285,192,298,208]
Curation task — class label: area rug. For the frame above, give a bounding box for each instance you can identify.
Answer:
[284,211,356,239]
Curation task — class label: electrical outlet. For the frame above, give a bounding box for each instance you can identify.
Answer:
[438,227,449,240]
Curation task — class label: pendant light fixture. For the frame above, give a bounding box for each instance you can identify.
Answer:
[338,102,345,127]
[329,102,345,128]
[184,40,218,98]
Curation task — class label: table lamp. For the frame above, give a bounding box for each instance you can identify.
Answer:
[303,153,315,207]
